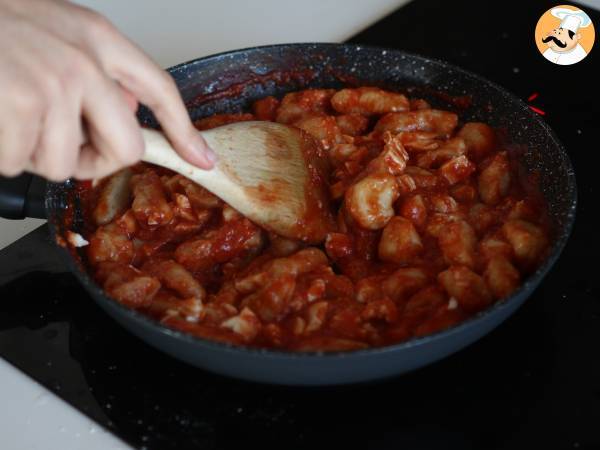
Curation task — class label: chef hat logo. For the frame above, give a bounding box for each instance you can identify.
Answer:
[535,4,595,66]
[551,7,592,33]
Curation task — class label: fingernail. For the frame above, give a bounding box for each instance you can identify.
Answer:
[204,146,218,165]
[193,135,217,167]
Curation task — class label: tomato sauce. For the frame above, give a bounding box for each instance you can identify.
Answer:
[75,87,551,352]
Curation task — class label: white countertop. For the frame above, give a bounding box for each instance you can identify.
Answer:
[0,0,409,448]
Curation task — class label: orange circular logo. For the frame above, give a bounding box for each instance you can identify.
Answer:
[535,5,595,65]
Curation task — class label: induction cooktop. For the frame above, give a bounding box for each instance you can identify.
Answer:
[1,0,599,449]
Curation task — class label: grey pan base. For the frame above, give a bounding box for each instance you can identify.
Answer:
[98,282,536,385]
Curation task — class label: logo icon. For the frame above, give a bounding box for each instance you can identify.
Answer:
[535,5,595,65]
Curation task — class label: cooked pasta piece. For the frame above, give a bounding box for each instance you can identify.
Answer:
[331,87,409,115]
[378,217,424,264]
[374,109,458,136]
[457,122,496,160]
[345,174,399,230]
[275,89,335,123]
[78,86,550,352]
[478,152,511,205]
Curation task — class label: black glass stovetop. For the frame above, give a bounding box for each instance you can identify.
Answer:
[1,1,599,449]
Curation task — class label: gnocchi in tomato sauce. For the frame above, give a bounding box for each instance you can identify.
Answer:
[81,87,550,352]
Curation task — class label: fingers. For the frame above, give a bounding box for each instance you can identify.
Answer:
[0,80,42,177]
[77,67,144,179]
[75,144,124,180]
[1,0,207,183]
[28,83,83,181]
[87,30,216,169]
[117,59,216,169]
[119,84,139,113]
[74,83,140,180]
[124,67,217,170]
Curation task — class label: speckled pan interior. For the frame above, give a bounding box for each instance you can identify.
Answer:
[43,44,576,385]
[159,43,576,233]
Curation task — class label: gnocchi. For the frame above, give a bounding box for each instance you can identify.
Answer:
[80,86,550,352]
[345,174,399,230]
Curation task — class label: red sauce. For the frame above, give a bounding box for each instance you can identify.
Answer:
[72,87,551,352]
[186,69,317,108]
[290,131,336,243]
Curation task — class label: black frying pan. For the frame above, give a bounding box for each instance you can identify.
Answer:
[0,43,576,385]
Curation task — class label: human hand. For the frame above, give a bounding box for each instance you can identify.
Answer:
[0,0,215,181]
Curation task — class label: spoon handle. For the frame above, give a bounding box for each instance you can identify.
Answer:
[140,128,244,206]
[141,128,218,184]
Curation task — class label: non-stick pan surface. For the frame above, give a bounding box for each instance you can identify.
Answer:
[44,43,576,385]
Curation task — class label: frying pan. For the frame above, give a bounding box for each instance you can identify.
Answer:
[0,43,576,385]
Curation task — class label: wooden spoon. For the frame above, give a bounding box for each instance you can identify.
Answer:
[141,122,334,243]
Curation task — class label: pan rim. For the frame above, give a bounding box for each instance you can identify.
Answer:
[48,42,577,361]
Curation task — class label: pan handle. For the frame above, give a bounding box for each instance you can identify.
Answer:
[0,173,46,219]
